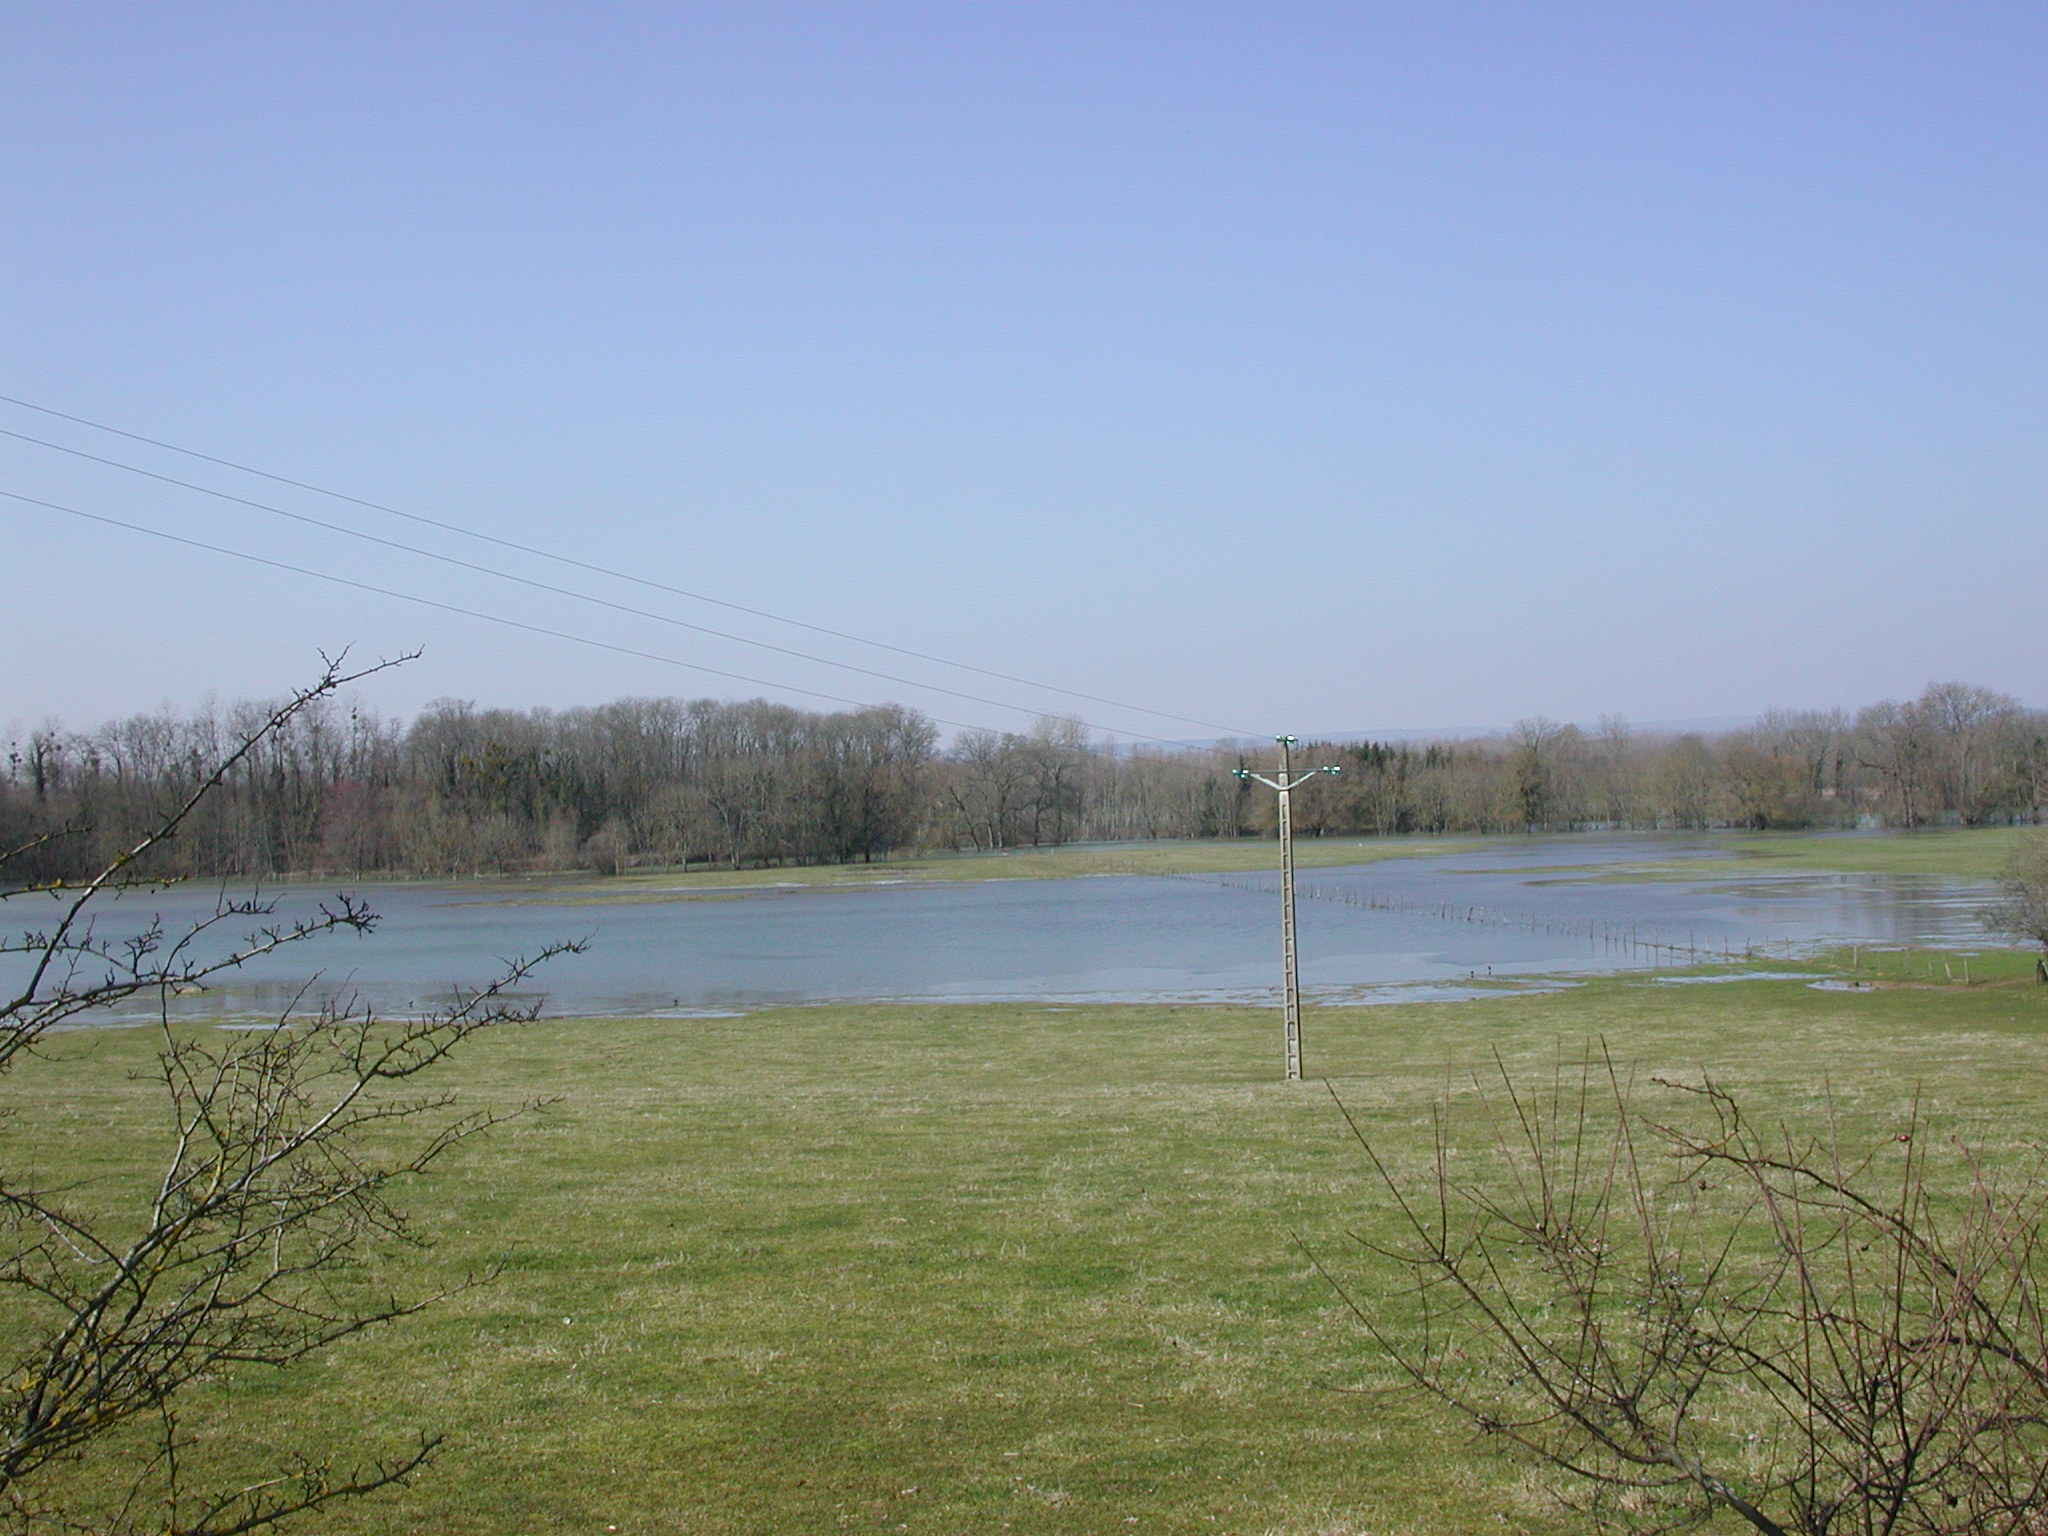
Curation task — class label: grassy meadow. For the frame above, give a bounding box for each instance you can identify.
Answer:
[1562,823,2039,882]
[484,833,1499,901]
[450,822,2038,904]
[16,942,2048,1535]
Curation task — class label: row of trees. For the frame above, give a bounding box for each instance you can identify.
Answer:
[1299,683,2048,839]
[5,681,2044,879]
[10,661,2045,1535]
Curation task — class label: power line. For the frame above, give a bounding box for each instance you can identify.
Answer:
[0,425,1192,734]
[0,393,1255,739]
[0,486,1205,746]
[0,487,965,726]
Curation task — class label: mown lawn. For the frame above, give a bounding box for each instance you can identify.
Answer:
[14,953,2048,1534]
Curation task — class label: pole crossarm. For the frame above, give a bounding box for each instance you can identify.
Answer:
[1240,771,1332,793]
[1232,736,1343,1081]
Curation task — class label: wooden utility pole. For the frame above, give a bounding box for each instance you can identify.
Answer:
[1235,736,1341,1081]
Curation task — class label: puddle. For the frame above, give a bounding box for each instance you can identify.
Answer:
[1655,971,1816,986]
[1320,979,1582,1006]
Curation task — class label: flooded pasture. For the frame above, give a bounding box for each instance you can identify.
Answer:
[4,835,1997,1022]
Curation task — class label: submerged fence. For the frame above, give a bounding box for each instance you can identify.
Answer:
[1165,869,1809,966]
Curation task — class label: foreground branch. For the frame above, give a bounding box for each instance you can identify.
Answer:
[1,654,578,1536]
[1320,1050,2048,1535]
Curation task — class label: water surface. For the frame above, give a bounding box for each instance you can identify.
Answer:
[3,835,1995,1021]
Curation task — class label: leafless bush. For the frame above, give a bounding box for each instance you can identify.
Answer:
[0,655,577,1535]
[1991,828,2048,982]
[1318,1052,2048,1535]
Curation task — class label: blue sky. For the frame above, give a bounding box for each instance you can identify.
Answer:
[4,3,2043,740]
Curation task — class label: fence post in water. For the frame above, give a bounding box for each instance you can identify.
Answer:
[1234,737,1342,1082]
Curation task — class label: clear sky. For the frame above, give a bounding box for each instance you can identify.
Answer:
[4,3,2043,742]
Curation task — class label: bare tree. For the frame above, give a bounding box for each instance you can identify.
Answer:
[1991,828,2048,983]
[943,729,1036,850]
[1857,699,1939,829]
[1920,683,2024,827]
[1653,733,1720,830]
[1503,717,1563,831]
[1,655,577,1536]
[1596,715,1639,829]
[17,681,2048,867]
[1723,740,1810,830]
[1754,709,1850,822]
[1318,1051,2048,1535]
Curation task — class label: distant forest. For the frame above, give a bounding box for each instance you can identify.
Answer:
[4,681,2044,881]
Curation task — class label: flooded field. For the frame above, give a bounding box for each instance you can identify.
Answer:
[6,834,1999,1022]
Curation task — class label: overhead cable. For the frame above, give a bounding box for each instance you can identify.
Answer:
[0,425,1193,732]
[0,393,1253,739]
[0,487,1205,747]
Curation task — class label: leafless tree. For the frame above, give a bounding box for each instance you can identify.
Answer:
[1919,683,2024,828]
[1,654,577,1536]
[1318,1051,2048,1535]
[15,680,2048,869]
[942,728,1038,849]
[1597,715,1640,828]
[1654,733,1720,830]
[1723,741,1810,830]
[1991,829,2048,983]
[1857,699,1940,829]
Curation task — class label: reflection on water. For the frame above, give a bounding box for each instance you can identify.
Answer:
[0,836,1999,1020]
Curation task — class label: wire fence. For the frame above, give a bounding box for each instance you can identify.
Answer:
[1162,869,1812,966]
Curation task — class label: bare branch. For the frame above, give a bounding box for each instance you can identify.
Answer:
[0,653,580,1536]
[1320,1053,2048,1534]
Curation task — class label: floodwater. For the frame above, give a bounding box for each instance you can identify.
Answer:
[2,835,1997,1021]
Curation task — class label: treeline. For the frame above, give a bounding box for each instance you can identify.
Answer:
[4,681,2044,881]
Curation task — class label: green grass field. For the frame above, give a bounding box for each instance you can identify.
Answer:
[14,945,2048,1535]
[1553,824,2039,883]
[450,823,2037,905]
[484,833,1497,902]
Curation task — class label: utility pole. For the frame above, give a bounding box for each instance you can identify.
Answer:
[1235,736,1342,1081]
